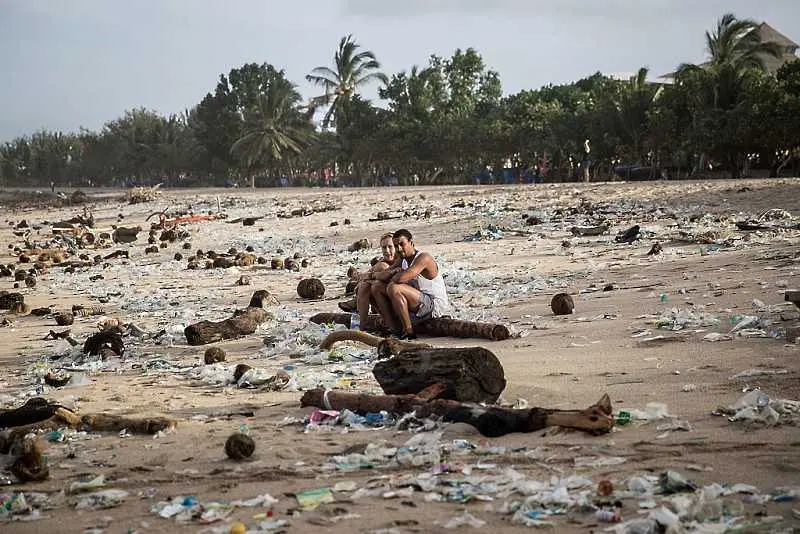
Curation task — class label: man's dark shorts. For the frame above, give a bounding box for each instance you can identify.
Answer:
[411,292,435,324]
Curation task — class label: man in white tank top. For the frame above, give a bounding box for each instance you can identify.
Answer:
[370,228,450,340]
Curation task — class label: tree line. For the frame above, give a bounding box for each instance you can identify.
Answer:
[2,13,799,188]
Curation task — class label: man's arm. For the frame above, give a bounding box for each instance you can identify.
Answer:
[372,266,400,282]
[392,253,434,284]
[371,260,391,273]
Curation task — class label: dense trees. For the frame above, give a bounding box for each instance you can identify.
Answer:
[3,14,799,187]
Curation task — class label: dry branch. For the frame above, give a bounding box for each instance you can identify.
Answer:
[319,329,432,357]
[300,389,614,437]
[0,398,175,447]
[184,290,274,345]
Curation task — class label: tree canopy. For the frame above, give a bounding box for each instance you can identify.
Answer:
[3,14,799,188]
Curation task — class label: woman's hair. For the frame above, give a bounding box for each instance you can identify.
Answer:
[379,233,394,243]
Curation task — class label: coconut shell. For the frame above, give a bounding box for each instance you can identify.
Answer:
[297,278,325,299]
[550,293,574,315]
[225,433,255,461]
[10,435,49,482]
[54,312,75,326]
[284,258,299,271]
[204,346,226,364]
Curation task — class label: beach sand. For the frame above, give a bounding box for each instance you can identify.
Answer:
[1,179,799,533]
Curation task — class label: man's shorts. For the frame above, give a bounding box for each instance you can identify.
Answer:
[411,292,435,324]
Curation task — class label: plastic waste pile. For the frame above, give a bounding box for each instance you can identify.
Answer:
[463,225,504,242]
[652,307,721,331]
[152,493,278,525]
[320,452,800,532]
[714,388,800,426]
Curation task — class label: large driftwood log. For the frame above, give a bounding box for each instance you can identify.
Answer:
[184,290,274,345]
[300,388,614,437]
[310,313,511,341]
[373,347,506,403]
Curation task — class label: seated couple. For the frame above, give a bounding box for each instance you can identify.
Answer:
[341,229,450,340]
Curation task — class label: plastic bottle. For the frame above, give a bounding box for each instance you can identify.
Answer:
[350,313,360,331]
[595,509,621,522]
[615,411,632,425]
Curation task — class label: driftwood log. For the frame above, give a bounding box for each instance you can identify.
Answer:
[310,313,510,341]
[184,290,274,345]
[300,388,614,437]
[319,329,432,358]
[373,347,506,403]
[0,398,174,446]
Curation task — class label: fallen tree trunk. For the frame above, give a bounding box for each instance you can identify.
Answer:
[300,389,614,437]
[373,347,506,403]
[184,290,274,345]
[0,397,174,445]
[309,313,511,341]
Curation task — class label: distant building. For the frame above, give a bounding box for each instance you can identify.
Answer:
[755,22,800,73]
[660,22,799,80]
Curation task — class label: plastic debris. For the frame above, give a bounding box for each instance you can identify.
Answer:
[152,493,277,524]
[437,511,486,528]
[714,389,800,426]
[75,489,129,510]
[295,488,334,511]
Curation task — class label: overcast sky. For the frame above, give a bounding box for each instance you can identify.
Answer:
[1,0,799,141]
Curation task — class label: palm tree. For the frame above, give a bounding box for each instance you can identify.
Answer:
[676,13,782,110]
[306,35,388,129]
[231,79,315,187]
[615,67,663,165]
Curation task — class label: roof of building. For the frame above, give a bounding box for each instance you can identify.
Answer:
[756,22,798,50]
[660,21,798,79]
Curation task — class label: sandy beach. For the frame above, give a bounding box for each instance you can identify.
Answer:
[1,179,799,533]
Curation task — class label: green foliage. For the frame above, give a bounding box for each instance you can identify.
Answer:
[231,77,315,182]
[306,35,388,130]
